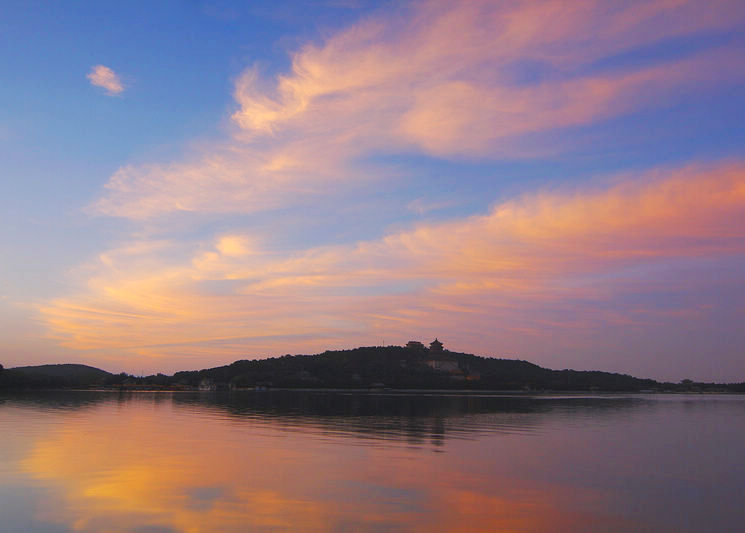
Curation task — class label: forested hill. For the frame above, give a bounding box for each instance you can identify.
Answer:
[3,347,742,392]
[172,346,661,391]
[0,364,112,389]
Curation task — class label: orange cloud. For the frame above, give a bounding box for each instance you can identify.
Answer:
[39,162,745,370]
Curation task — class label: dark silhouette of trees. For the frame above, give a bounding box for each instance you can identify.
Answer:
[171,346,663,392]
[1,350,743,393]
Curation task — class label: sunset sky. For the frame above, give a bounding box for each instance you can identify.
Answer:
[2,0,744,381]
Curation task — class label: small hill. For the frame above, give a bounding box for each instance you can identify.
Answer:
[172,346,660,391]
[1,364,112,389]
[6,346,735,392]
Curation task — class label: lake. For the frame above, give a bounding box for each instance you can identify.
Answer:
[1,391,743,532]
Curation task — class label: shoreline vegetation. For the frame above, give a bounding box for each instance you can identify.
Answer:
[2,342,743,393]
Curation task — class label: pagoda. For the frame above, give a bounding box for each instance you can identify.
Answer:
[429,338,443,355]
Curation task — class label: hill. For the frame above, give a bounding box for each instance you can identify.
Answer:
[3,346,741,392]
[0,364,112,389]
[171,345,660,392]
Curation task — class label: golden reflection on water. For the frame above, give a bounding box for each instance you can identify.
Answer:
[6,393,641,532]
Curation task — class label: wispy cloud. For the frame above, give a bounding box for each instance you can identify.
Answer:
[87,65,124,95]
[41,162,745,377]
[91,0,745,219]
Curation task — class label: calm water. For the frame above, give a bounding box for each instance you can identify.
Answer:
[1,391,744,532]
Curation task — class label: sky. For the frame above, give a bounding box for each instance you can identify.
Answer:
[1,0,744,381]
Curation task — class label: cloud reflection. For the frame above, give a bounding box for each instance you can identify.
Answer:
[12,392,642,532]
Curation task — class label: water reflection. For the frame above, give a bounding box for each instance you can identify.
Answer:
[3,390,646,446]
[176,391,647,446]
[1,391,743,532]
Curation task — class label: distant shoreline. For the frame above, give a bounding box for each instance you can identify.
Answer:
[3,345,744,394]
[3,387,743,396]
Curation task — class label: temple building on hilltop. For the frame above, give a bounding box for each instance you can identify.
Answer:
[406,338,444,355]
[429,338,443,355]
[406,337,464,378]
[406,340,425,350]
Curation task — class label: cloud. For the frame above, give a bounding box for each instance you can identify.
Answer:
[91,0,745,219]
[232,0,744,151]
[87,65,124,95]
[40,162,745,377]
[38,1,745,379]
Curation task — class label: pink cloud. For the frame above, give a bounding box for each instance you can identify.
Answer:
[92,0,745,219]
[87,65,124,95]
[41,162,745,377]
